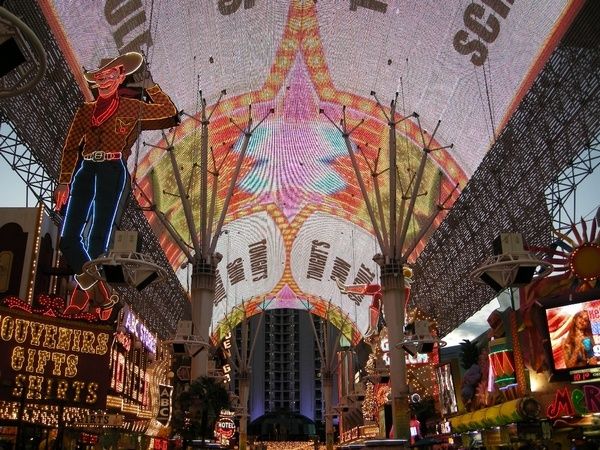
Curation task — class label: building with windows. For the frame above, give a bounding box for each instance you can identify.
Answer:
[230,310,340,439]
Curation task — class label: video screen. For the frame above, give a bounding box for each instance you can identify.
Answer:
[436,363,458,415]
[545,298,600,370]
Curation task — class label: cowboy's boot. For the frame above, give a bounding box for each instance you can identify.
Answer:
[92,280,119,321]
[63,287,91,315]
[74,271,98,290]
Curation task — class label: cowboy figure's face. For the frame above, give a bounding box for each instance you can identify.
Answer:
[94,65,125,98]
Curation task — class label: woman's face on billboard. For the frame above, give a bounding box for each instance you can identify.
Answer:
[575,310,590,331]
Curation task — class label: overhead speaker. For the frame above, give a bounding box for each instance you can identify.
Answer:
[478,272,504,292]
[176,320,194,336]
[0,37,26,78]
[131,268,159,291]
[172,343,186,354]
[102,265,159,291]
[111,230,141,253]
[493,233,524,255]
[402,341,434,356]
[103,265,127,285]
[402,343,419,358]
[420,342,434,353]
[512,266,536,286]
[478,265,537,292]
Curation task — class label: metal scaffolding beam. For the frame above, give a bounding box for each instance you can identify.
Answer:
[545,139,600,232]
[0,117,55,209]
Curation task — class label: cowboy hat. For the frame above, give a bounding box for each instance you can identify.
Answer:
[83,52,144,83]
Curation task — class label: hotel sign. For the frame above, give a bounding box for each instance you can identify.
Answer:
[215,417,236,439]
[0,307,112,408]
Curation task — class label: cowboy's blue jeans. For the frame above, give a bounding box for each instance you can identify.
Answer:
[60,159,128,274]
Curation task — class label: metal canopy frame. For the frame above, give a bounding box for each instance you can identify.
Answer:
[0,117,54,207]
[545,138,600,233]
[1,0,600,339]
[411,5,600,336]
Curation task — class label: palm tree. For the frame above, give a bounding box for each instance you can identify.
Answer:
[458,339,480,370]
[458,339,481,409]
[172,376,232,448]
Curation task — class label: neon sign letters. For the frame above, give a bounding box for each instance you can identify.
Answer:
[215,417,236,439]
[546,385,600,419]
[0,308,112,406]
[157,384,173,426]
[123,307,156,354]
[221,332,232,384]
[489,338,517,390]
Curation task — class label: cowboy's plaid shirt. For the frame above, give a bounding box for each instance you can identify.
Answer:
[58,84,178,184]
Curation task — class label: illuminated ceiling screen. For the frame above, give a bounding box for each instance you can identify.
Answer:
[50,0,575,175]
[49,0,578,334]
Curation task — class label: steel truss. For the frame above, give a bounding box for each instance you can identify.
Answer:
[0,0,189,340]
[411,3,600,336]
[0,117,54,208]
[545,138,600,232]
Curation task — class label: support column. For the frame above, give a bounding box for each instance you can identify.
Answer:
[190,258,219,380]
[323,372,334,450]
[238,374,250,450]
[509,308,527,397]
[379,260,410,442]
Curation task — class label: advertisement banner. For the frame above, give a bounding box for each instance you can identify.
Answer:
[545,299,600,370]
[45,0,581,339]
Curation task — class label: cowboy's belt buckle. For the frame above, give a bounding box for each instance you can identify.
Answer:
[93,151,105,162]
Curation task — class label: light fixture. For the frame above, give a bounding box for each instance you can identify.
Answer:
[471,233,553,292]
[397,320,446,355]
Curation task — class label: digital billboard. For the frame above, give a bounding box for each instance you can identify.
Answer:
[545,298,600,371]
[45,0,582,334]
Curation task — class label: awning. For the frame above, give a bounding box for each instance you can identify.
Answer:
[450,399,524,433]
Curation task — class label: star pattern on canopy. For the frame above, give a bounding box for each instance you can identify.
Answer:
[138,0,464,265]
[130,0,466,336]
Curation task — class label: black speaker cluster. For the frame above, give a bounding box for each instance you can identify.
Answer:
[0,37,25,78]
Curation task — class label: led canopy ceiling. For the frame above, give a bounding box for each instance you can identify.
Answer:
[47,0,580,338]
